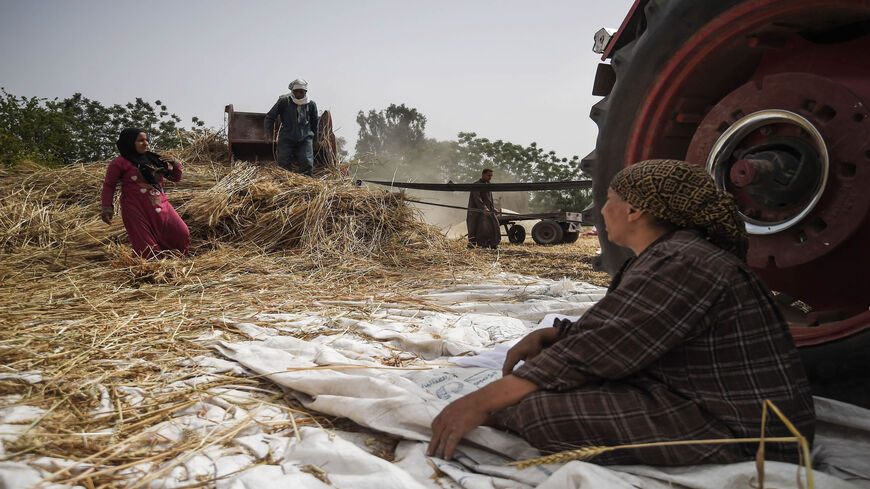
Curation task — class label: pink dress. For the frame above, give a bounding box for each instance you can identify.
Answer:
[101,156,190,257]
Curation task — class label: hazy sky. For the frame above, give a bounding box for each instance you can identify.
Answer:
[0,0,634,159]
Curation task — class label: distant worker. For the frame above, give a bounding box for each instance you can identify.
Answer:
[101,128,190,258]
[264,78,319,176]
[466,168,501,249]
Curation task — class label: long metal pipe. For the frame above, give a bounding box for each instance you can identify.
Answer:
[358,179,593,192]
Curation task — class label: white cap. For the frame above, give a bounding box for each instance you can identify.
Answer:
[289,79,308,91]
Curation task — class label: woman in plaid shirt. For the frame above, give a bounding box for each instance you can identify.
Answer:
[429,160,814,465]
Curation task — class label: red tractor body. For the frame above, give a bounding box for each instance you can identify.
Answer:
[587,0,870,406]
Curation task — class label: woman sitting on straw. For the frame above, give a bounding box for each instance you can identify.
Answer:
[429,159,815,465]
[101,128,190,258]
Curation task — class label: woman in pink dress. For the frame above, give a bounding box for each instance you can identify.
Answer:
[100,128,190,258]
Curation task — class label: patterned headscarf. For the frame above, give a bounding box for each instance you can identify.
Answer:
[609,159,749,260]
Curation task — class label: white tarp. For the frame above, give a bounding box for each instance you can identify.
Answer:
[1,273,867,489]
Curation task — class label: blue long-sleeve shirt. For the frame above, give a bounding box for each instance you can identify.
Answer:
[264,95,319,143]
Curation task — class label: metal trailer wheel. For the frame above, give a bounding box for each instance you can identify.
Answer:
[532,219,564,245]
[562,231,580,244]
[560,222,580,243]
[585,0,870,406]
[507,224,526,244]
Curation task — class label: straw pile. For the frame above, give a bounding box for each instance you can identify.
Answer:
[0,134,608,486]
[178,164,451,265]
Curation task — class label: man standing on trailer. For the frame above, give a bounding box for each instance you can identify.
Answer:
[467,168,500,249]
[264,78,319,176]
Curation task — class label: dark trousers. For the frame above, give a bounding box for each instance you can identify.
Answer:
[277,137,314,176]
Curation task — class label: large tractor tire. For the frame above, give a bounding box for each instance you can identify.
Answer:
[585,0,870,406]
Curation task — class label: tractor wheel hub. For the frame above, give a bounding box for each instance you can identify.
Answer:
[707,109,828,236]
[688,72,870,268]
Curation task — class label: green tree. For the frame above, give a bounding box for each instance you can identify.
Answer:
[355,103,427,158]
[0,89,205,166]
[334,136,350,161]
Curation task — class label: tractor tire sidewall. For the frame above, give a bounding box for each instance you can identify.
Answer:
[589,0,744,274]
[799,328,870,408]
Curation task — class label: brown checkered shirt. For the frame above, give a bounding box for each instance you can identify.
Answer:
[505,229,814,464]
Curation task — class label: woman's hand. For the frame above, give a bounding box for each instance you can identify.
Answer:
[101,207,113,225]
[427,375,539,460]
[159,153,178,170]
[428,392,490,460]
[502,327,560,376]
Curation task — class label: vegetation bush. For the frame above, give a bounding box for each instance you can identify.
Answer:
[0,88,204,167]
